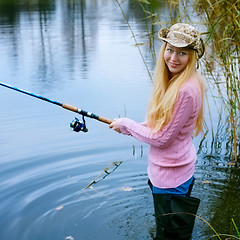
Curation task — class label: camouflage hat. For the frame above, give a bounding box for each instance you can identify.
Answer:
[158,23,205,59]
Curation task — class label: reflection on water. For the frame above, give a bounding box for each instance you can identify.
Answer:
[195,132,240,238]
[0,1,239,240]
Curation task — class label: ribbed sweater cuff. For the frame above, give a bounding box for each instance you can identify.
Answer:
[119,118,135,135]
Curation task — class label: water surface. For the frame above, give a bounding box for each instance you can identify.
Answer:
[0,1,239,239]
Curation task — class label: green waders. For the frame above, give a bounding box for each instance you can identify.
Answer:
[149,180,200,240]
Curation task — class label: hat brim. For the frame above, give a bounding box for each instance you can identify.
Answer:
[158,36,192,48]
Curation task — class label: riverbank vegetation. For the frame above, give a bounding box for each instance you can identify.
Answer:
[195,0,240,164]
[117,0,240,163]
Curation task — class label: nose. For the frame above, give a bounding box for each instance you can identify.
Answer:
[171,52,178,61]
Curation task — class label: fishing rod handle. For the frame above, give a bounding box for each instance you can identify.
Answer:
[62,103,78,112]
[98,116,113,125]
[62,103,112,125]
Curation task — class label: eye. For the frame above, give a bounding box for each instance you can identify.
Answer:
[167,48,173,53]
[179,51,187,55]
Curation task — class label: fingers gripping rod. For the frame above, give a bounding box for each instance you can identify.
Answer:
[0,82,112,125]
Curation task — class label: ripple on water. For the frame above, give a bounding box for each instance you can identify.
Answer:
[0,142,154,240]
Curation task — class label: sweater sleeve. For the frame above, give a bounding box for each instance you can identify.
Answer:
[119,90,194,148]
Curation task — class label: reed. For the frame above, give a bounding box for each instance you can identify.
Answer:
[232,218,240,239]
[193,0,240,163]
[115,0,153,81]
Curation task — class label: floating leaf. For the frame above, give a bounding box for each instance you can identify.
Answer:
[65,236,74,240]
[202,181,212,184]
[56,205,64,211]
[121,187,133,191]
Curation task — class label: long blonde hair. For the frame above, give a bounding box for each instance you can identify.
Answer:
[147,43,204,136]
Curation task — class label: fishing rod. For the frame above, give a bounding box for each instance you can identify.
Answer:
[0,82,112,133]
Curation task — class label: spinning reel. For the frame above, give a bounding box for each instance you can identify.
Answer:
[70,116,88,133]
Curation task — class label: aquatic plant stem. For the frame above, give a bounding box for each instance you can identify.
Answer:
[195,215,222,240]
[84,161,123,189]
[137,2,157,65]
[115,0,153,82]
[232,218,240,238]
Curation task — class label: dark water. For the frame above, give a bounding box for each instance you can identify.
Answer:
[0,1,239,240]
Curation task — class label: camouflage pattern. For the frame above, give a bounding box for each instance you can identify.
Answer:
[158,23,205,59]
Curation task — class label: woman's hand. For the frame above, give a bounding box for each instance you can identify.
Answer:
[109,118,122,133]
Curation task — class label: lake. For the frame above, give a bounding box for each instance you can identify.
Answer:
[0,1,239,239]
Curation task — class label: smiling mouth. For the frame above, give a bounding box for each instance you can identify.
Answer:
[169,62,180,68]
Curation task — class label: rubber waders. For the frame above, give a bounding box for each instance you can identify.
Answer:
[152,194,200,240]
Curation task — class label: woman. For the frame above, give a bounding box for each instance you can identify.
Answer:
[109,23,205,240]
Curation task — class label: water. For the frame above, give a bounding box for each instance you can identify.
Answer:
[0,1,239,240]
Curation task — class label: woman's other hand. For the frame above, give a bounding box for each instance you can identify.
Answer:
[109,118,122,133]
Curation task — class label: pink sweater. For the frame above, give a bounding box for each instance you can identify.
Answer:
[119,77,202,188]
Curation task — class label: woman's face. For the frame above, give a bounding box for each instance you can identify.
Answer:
[164,43,190,78]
